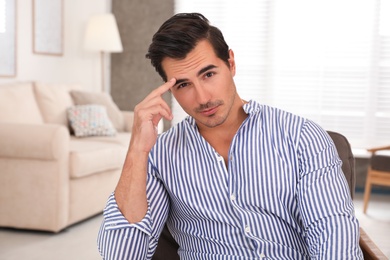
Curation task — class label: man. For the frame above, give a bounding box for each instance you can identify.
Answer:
[97,13,363,259]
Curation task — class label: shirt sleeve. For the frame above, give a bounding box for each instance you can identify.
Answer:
[297,120,363,259]
[97,158,170,260]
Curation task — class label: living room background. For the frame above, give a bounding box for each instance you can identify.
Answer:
[1,0,389,150]
[0,0,112,92]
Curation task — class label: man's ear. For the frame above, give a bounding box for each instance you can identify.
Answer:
[228,49,236,76]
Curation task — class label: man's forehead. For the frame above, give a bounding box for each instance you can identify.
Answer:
[162,41,219,77]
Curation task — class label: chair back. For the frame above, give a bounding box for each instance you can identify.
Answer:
[327,131,356,199]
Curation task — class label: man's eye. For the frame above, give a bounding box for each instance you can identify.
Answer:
[205,72,214,78]
[177,83,189,89]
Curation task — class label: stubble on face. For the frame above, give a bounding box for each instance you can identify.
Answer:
[194,100,226,128]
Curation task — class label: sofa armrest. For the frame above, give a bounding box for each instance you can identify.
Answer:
[0,123,69,160]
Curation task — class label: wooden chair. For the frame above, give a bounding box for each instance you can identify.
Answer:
[363,145,390,214]
[152,131,387,259]
[328,131,387,259]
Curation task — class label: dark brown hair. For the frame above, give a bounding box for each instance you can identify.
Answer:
[146,13,230,82]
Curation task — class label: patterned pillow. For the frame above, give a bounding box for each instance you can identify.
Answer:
[70,90,125,131]
[67,105,117,137]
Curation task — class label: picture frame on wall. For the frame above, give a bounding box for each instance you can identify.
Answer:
[32,0,63,56]
[0,0,17,77]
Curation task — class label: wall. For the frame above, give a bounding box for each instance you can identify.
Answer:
[0,0,111,92]
[0,0,173,125]
[111,0,174,130]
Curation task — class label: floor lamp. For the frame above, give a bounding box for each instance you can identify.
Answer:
[84,13,123,92]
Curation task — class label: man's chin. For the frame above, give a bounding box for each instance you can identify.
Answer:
[196,115,227,129]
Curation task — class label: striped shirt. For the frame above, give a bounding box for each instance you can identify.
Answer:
[98,100,363,259]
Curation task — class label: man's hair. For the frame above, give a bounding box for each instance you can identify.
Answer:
[146,13,230,82]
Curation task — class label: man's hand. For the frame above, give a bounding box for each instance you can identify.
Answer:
[115,78,176,223]
[130,78,176,153]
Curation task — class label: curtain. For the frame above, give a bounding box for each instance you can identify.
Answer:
[173,0,390,150]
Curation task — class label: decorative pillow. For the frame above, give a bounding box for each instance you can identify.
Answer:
[67,105,117,137]
[70,90,125,132]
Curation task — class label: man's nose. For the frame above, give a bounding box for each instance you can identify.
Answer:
[194,82,211,104]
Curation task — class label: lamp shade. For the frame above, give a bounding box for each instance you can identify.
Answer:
[84,13,123,52]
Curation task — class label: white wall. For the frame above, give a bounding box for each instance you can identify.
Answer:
[0,0,112,92]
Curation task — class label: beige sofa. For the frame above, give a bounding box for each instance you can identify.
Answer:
[0,82,138,232]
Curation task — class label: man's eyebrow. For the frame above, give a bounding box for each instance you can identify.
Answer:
[174,78,187,87]
[197,65,217,77]
[174,65,218,87]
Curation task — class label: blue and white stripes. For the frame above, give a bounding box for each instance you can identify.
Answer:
[98,100,363,259]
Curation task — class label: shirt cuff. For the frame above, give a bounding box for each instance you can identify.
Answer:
[102,192,153,236]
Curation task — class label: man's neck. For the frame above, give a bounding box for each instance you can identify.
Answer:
[197,101,248,165]
[197,99,248,139]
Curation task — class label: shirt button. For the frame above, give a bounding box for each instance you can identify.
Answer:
[245,225,250,233]
[230,194,236,201]
[260,253,265,258]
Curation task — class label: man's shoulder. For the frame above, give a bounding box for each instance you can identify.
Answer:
[247,101,306,125]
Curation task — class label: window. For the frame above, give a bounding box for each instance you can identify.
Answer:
[173,0,390,151]
[0,0,6,33]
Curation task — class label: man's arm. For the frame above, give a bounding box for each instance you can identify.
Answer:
[97,79,176,259]
[116,78,175,223]
[297,121,363,259]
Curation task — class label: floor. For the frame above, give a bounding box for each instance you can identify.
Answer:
[0,192,389,260]
[0,214,103,260]
[353,192,390,258]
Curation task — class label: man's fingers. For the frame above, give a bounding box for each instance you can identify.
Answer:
[147,78,176,99]
[137,78,175,119]
[137,94,172,118]
[158,78,176,94]
[133,78,175,134]
[135,101,173,122]
[149,103,173,121]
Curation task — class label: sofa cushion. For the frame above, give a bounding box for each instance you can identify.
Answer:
[67,105,117,137]
[33,82,76,127]
[70,90,125,132]
[86,132,131,146]
[0,83,44,124]
[69,138,127,178]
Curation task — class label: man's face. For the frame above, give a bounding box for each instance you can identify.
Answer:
[162,40,238,129]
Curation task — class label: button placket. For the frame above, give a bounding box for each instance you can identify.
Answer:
[216,154,224,162]
[244,225,250,234]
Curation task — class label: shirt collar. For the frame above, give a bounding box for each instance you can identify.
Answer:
[243,100,260,114]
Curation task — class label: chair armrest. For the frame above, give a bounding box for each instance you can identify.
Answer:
[367,145,390,154]
[0,123,69,160]
[121,110,164,134]
[359,227,387,259]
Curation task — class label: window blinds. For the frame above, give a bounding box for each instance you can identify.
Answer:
[173,0,390,150]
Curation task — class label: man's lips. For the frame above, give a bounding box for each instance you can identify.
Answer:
[199,105,219,116]
[196,101,224,116]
